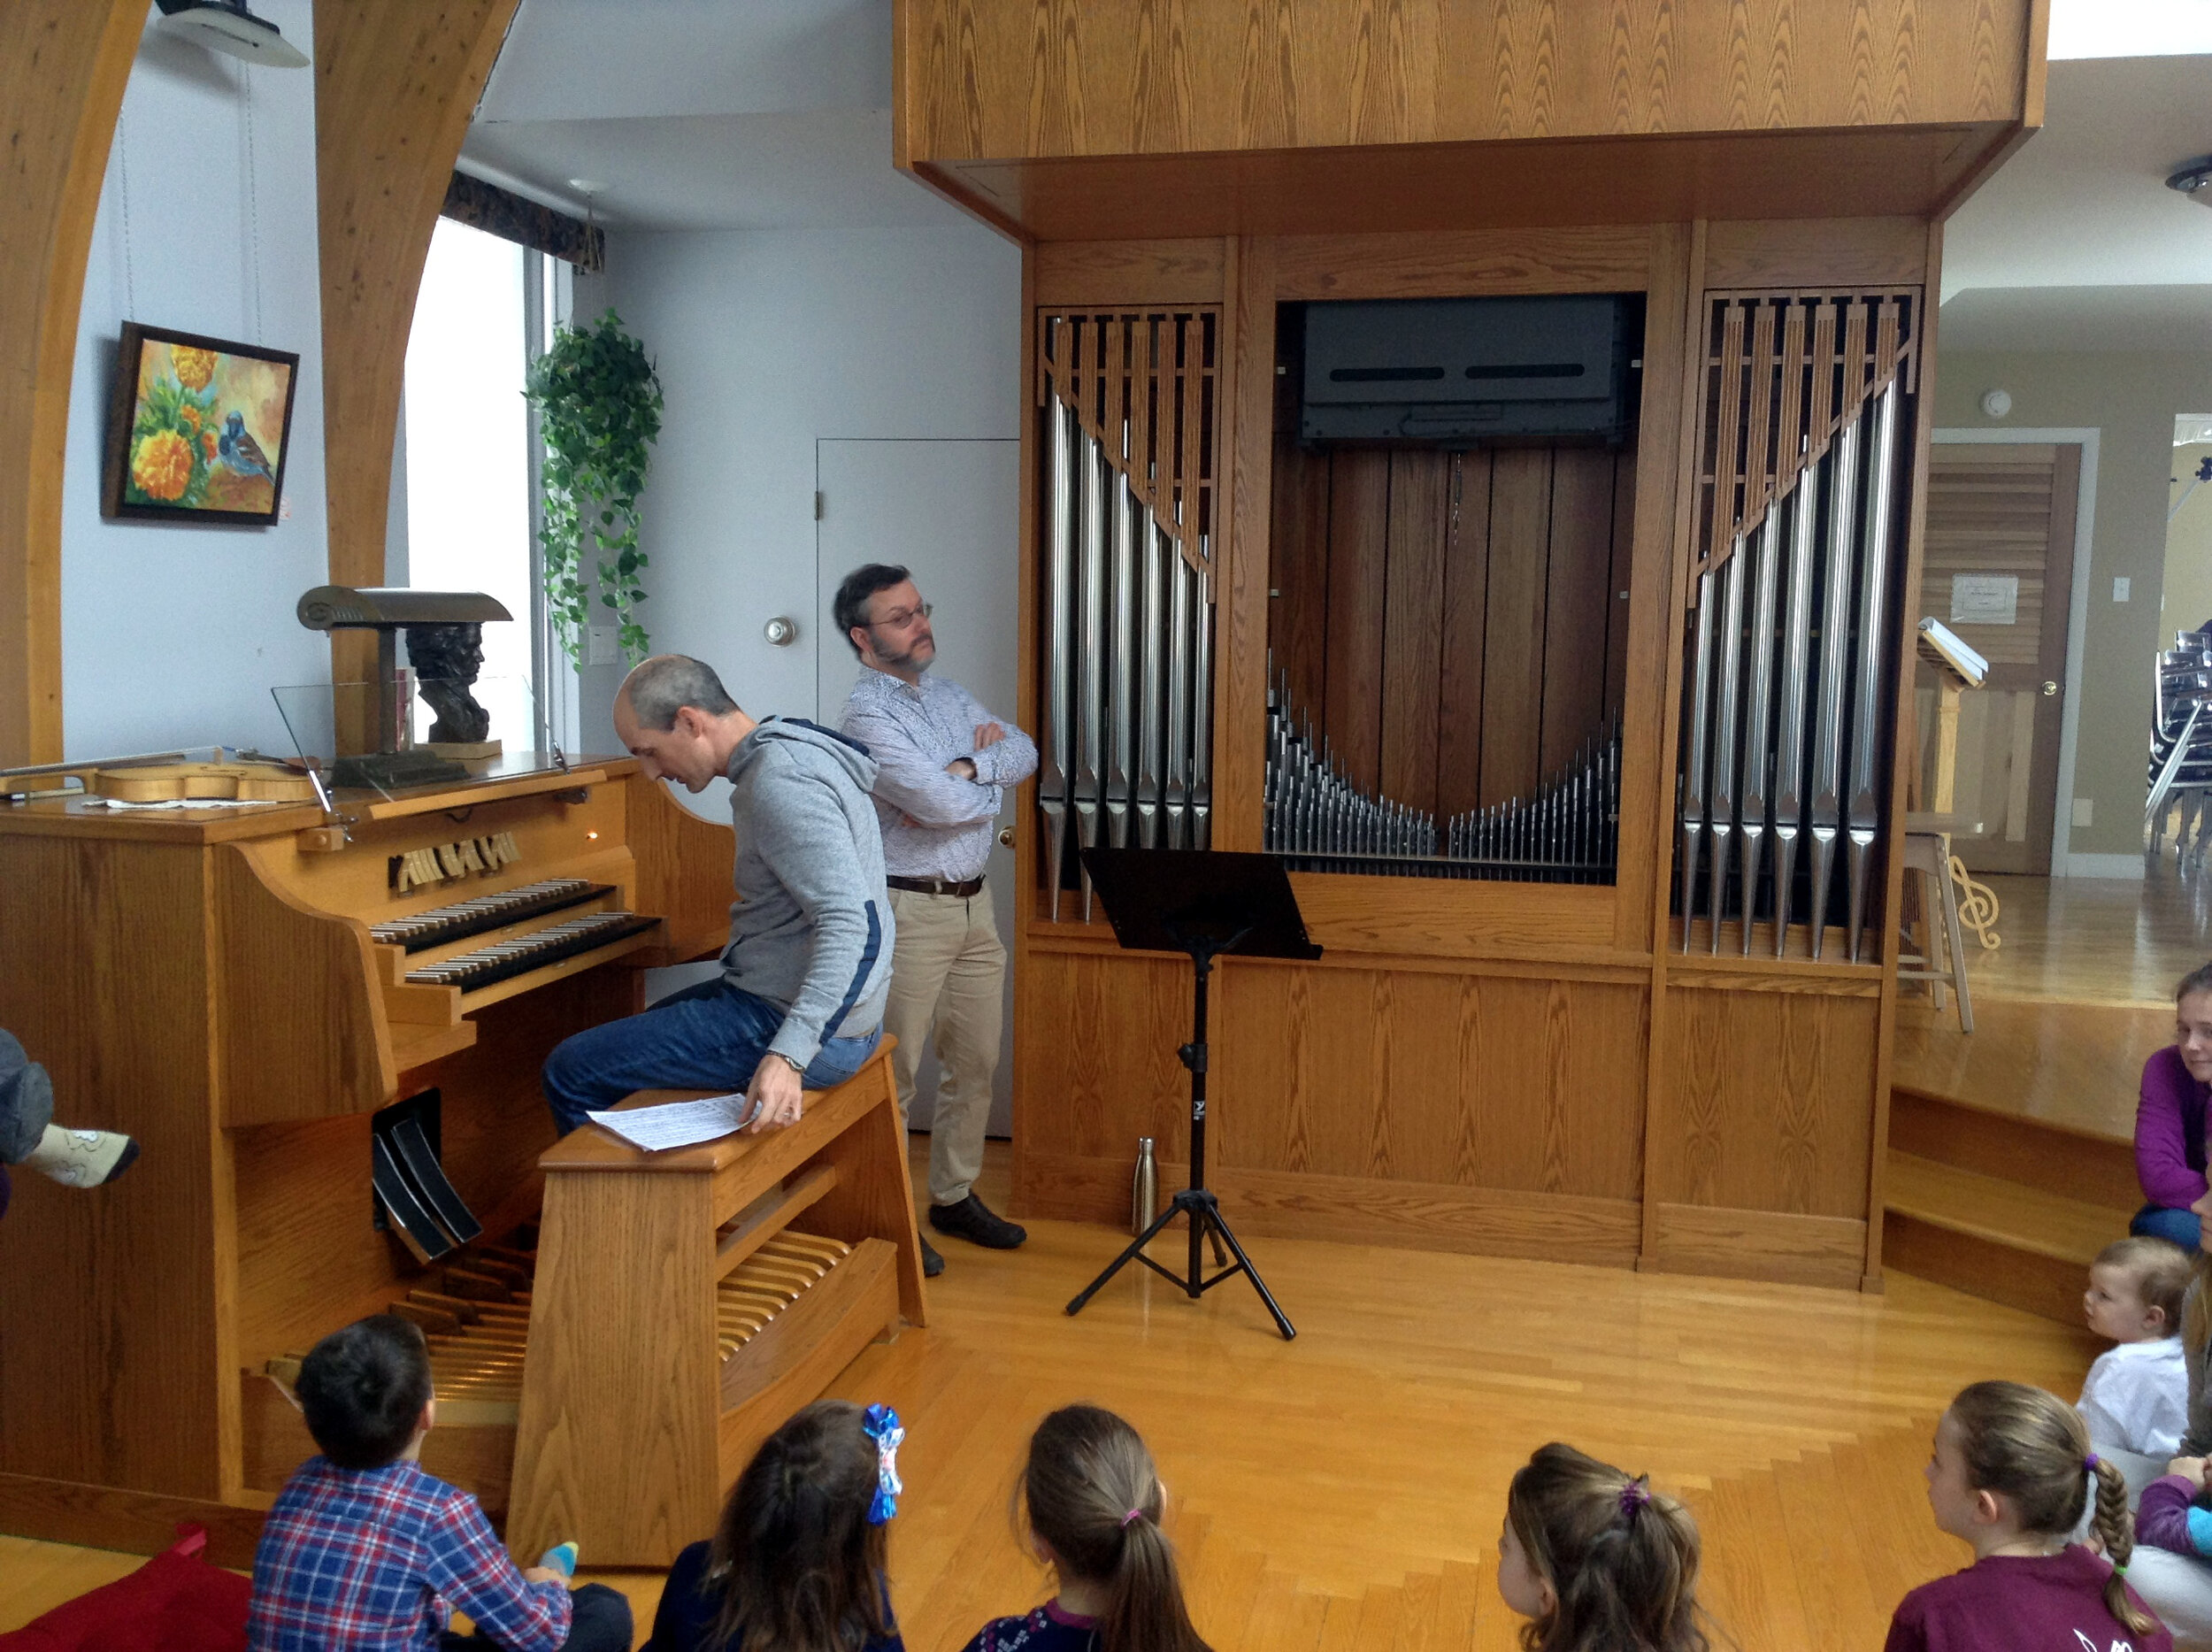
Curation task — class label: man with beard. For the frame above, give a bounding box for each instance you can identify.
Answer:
[834,565,1035,1279]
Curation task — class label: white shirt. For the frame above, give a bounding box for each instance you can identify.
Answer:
[2079,1336,2190,1458]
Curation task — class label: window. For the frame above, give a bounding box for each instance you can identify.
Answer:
[401,216,539,748]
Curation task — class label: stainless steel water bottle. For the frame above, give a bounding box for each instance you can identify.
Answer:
[1132,1137,1157,1234]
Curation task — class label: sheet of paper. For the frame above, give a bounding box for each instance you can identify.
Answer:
[584,1092,759,1151]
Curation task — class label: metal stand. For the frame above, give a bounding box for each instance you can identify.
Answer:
[1064,920,1295,1341]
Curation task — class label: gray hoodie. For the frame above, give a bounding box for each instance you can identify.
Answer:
[720,718,895,1070]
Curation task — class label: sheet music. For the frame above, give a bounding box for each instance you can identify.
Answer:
[584,1092,760,1151]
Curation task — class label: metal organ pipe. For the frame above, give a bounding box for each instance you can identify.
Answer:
[1806,415,1862,959]
[1678,570,1717,951]
[1705,542,1747,953]
[1137,523,1166,849]
[1164,548,1192,849]
[1737,515,1781,954]
[1107,473,1139,849]
[1073,426,1110,919]
[1041,389,1076,921]
[1191,560,1214,850]
[1770,462,1819,956]
[1843,385,1901,964]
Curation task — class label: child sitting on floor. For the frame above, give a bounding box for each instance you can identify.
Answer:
[960,1404,1211,1652]
[645,1399,906,1652]
[2082,1235,2193,1459]
[248,1313,630,1652]
[1887,1379,2168,1651]
[1494,1442,1713,1652]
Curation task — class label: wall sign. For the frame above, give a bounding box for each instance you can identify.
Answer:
[1951,573,2019,626]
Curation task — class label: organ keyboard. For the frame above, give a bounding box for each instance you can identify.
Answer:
[400,911,661,992]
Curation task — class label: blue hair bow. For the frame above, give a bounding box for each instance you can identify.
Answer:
[862,1403,905,1525]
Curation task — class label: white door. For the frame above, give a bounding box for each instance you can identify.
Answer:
[815,438,1022,1134]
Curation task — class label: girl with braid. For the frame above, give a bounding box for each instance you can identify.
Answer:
[1494,1442,1714,1652]
[645,1399,907,1652]
[961,1405,1211,1652]
[1888,1379,2169,1651]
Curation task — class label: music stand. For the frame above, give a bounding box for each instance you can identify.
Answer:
[1064,848,1321,1341]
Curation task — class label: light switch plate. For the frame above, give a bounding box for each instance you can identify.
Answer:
[2073,797,2094,828]
[2114,577,2131,602]
[585,625,621,667]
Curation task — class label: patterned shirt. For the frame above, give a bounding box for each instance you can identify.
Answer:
[961,1600,1102,1651]
[249,1456,570,1652]
[839,668,1037,883]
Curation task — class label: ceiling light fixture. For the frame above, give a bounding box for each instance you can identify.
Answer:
[153,0,310,68]
[2167,157,2212,205]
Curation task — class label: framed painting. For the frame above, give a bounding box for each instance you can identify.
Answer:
[100,322,301,526]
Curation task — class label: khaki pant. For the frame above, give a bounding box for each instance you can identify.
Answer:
[882,883,1006,1207]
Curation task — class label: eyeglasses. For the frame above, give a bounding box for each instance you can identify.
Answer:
[867,602,933,631]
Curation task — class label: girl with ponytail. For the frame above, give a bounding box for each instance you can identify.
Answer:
[1888,1379,2170,1651]
[961,1404,1211,1652]
[1495,1443,1713,1652]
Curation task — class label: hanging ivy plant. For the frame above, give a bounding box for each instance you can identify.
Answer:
[526,309,664,666]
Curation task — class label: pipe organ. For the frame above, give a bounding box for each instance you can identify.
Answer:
[901,0,2042,1295]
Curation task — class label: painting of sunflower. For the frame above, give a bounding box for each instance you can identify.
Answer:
[100,323,301,526]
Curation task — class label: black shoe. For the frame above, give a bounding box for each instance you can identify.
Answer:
[919,1233,945,1278]
[928,1193,1027,1249]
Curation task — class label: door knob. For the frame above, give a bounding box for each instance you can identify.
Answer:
[998,826,1015,846]
[2041,680,2058,696]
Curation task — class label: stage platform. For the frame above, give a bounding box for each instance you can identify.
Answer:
[1886,871,2208,1322]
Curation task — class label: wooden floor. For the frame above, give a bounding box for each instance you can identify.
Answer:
[0,1142,2097,1650]
[1893,870,2212,1139]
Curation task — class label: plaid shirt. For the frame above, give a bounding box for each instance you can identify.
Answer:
[249,1456,570,1651]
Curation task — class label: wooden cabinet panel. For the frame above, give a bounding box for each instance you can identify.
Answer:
[1651,985,1878,1218]
[1018,948,1646,1207]
[0,834,225,1497]
[901,0,2032,163]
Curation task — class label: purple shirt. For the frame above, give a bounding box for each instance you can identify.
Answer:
[2138,1045,2211,1210]
[2138,1473,2212,1557]
[1884,1547,2170,1652]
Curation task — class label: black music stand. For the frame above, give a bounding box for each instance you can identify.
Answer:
[1064,848,1321,1341]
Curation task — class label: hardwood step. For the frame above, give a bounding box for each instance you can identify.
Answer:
[1883,1149,2125,1327]
[1890,1087,2139,1212]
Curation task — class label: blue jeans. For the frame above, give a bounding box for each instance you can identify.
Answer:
[541,978,882,1135]
[2131,1203,2203,1251]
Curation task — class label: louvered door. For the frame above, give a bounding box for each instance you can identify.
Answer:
[1915,442,2080,874]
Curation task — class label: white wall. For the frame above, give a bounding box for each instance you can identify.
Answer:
[582,223,1022,761]
[61,4,329,760]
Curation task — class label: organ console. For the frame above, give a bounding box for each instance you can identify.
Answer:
[0,754,923,1563]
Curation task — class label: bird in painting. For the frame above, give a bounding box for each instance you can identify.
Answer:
[218,411,273,480]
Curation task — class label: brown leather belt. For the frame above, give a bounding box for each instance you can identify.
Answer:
[887,874,984,898]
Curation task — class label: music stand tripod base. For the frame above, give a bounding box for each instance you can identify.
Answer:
[1060,848,1319,1342]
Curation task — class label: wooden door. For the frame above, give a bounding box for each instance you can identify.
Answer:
[1914,443,2080,874]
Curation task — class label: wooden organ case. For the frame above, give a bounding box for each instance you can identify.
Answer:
[0,762,841,1553]
[895,0,2047,1292]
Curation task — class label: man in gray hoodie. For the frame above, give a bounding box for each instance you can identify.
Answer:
[540,655,895,1139]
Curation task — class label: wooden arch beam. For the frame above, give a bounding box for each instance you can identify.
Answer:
[0,2,144,768]
[314,0,519,688]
